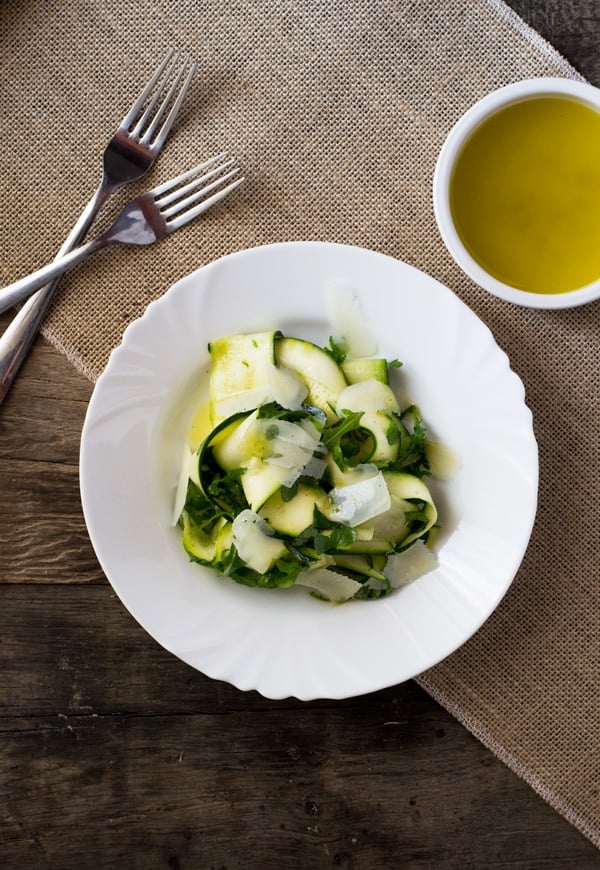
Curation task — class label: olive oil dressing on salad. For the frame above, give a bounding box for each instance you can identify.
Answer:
[172,330,451,603]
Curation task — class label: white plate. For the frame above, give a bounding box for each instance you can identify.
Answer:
[80,242,538,700]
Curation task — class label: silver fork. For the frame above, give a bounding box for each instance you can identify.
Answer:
[0,156,243,311]
[0,48,196,403]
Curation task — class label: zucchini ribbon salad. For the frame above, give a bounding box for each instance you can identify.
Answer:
[172,329,452,603]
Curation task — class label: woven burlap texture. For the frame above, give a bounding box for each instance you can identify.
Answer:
[1,0,599,849]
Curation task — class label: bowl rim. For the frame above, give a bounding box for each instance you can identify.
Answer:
[433,77,600,309]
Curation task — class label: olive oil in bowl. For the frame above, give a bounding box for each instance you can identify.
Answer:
[449,95,600,295]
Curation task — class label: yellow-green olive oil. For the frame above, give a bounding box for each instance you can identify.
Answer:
[449,96,600,294]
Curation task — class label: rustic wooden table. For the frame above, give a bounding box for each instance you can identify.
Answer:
[2,3,599,867]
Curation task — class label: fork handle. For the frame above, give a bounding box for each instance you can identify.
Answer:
[0,182,113,404]
[0,236,111,315]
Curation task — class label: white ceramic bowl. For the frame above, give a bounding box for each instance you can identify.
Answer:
[433,77,600,309]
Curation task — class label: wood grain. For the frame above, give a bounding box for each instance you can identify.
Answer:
[2,327,600,867]
[2,589,600,868]
[2,2,600,866]
[2,704,596,870]
[0,319,102,584]
[508,0,600,83]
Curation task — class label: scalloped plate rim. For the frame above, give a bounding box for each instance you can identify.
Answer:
[80,241,538,700]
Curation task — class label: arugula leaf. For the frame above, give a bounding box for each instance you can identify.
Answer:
[388,406,431,478]
[321,410,364,470]
[280,480,299,502]
[257,402,309,422]
[386,420,401,446]
[215,545,303,589]
[293,506,357,555]
[313,524,356,554]
[352,583,391,600]
[312,506,335,530]
[255,402,327,437]
[403,504,431,539]
[269,558,304,587]
[199,451,248,516]
[183,480,223,531]
[208,468,248,516]
[324,335,348,365]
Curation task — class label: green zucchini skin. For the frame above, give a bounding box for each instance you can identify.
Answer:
[259,484,329,537]
[275,337,347,423]
[208,331,278,424]
[341,357,389,385]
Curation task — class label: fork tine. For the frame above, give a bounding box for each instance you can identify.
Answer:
[157,159,236,209]
[144,59,197,150]
[160,168,241,219]
[132,53,196,146]
[120,48,175,131]
[149,154,228,197]
[165,176,245,232]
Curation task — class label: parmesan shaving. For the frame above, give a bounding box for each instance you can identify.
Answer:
[328,471,391,526]
[296,568,363,602]
[172,444,193,526]
[268,363,308,410]
[383,540,438,588]
[232,510,287,574]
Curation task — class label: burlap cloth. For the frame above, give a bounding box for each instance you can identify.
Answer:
[1,0,599,848]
